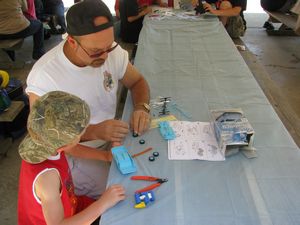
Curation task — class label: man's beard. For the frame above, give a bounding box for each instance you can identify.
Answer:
[90,58,105,67]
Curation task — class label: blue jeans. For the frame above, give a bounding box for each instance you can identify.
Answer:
[113,16,121,39]
[0,19,45,60]
[44,1,66,31]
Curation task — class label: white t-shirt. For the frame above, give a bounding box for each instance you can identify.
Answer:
[26,41,129,124]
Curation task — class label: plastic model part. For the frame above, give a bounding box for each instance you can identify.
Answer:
[158,121,176,140]
[134,191,155,209]
[111,146,137,175]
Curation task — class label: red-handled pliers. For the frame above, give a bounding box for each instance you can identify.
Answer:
[131,176,168,193]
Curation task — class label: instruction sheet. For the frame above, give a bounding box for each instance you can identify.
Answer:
[168,121,225,161]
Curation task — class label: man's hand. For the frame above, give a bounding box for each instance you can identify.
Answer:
[142,6,152,16]
[98,119,130,142]
[203,3,217,14]
[130,109,150,135]
[82,119,129,143]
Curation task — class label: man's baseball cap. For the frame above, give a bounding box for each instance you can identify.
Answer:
[19,91,90,164]
[66,0,114,36]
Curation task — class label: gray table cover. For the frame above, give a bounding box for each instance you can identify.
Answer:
[100,15,300,225]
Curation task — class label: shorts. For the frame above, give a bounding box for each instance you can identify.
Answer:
[225,15,245,38]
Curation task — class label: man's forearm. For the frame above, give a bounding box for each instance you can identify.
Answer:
[130,77,150,107]
[67,144,111,161]
[127,9,147,22]
[81,124,103,141]
[215,7,242,17]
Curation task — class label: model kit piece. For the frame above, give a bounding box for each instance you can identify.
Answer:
[211,109,256,158]
[134,202,146,209]
[158,97,171,116]
[158,121,176,140]
[149,156,155,161]
[134,191,155,209]
[111,145,137,174]
[132,147,153,158]
[153,152,159,157]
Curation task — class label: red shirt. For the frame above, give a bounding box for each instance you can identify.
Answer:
[138,0,155,6]
[115,0,119,11]
[18,152,93,225]
[24,0,36,20]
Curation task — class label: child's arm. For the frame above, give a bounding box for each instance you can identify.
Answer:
[59,144,113,162]
[34,169,67,225]
[35,171,126,225]
[60,185,126,225]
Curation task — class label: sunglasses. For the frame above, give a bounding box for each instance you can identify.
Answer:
[76,40,119,59]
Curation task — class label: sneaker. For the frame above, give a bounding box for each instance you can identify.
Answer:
[263,21,275,30]
[44,29,51,40]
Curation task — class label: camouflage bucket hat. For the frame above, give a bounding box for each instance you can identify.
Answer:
[19,91,90,164]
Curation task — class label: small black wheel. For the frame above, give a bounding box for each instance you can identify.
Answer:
[149,156,155,161]
[153,152,159,157]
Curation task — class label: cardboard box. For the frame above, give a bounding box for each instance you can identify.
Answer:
[211,109,257,158]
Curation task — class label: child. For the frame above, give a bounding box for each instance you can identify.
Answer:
[18,91,126,225]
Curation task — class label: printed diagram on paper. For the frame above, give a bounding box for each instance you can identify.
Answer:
[168,121,225,161]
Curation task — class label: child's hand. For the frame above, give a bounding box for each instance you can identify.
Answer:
[99,184,126,211]
[143,6,153,15]
[104,151,113,162]
[111,142,122,147]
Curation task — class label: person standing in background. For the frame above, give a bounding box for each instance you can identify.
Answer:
[0,0,45,60]
[115,0,120,18]
[119,0,152,43]
[138,0,168,7]
[114,0,121,38]
[42,0,66,34]
[202,0,245,38]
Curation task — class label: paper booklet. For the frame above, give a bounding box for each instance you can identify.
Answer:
[167,109,255,161]
[167,121,226,161]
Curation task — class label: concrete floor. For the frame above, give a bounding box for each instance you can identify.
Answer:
[0,12,299,225]
[241,12,300,146]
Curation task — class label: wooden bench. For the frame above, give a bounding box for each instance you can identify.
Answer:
[0,101,25,157]
[0,39,24,61]
[265,10,299,35]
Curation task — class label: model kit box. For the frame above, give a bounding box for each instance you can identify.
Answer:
[211,109,257,158]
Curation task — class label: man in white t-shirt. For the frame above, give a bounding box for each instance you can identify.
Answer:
[26,0,150,198]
